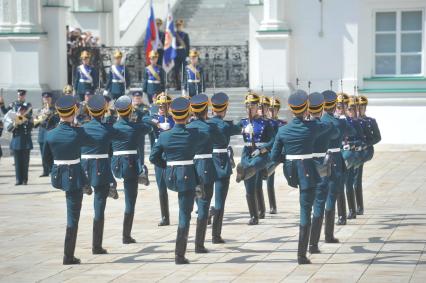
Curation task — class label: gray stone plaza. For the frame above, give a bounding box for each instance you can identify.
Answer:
[1,147,425,282]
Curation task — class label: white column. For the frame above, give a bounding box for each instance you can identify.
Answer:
[0,0,15,32]
[259,0,285,31]
[14,0,42,32]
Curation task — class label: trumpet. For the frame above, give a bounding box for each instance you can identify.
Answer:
[34,103,52,126]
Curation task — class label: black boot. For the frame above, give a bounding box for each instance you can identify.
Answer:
[324,209,339,243]
[337,193,347,225]
[236,164,258,183]
[92,218,107,254]
[175,226,190,264]
[256,188,266,219]
[158,193,170,226]
[63,226,80,265]
[212,209,225,244]
[246,194,259,225]
[195,219,209,253]
[207,206,215,225]
[267,185,277,214]
[355,186,364,215]
[309,216,323,254]
[122,213,136,244]
[297,224,311,264]
[346,189,357,219]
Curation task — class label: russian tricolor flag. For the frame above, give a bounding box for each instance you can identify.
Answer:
[144,0,159,63]
[162,3,177,73]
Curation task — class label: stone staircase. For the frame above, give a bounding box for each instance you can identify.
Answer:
[172,0,249,45]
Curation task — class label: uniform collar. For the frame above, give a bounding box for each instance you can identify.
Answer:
[174,123,185,129]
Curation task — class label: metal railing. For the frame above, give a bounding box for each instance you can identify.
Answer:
[69,43,249,89]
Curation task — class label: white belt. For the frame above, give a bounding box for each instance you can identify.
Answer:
[155,139,158,143]
[79,79,92,83]
[113,150,137,156]
[245,142,266,147]
[355,146,363,151]
[167,160,194,166]
[81,154,109,159]
[112,79,124,83]
[328,148,341,153]
[213,148,228,153]
[312,152,326,158]
[54,158,80,165]
[177,46,185,49]
[286,154,313,160]
[187,79,200,83]
[148,80,161,84]
[194,154,213,159]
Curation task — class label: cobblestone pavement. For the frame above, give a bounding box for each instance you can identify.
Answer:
[0,151,425,282]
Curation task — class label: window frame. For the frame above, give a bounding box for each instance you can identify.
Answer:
[373,9,424,77]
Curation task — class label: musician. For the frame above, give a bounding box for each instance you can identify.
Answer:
[73,50,99,102]
[143,50,166,104]
[187,94,226,253]
[105,50,130,100]
[0,89,32,118]
[7,103,33,185]
[149,97,200,264]
[270,90,332,264]
[75,91,94,126]
[209,92,242,243]
[148,93,174,226]
[34,92,59,177]
[42,95,94,265]
[111,96,152,244]
[236,92,274,225]
[184,49,205,98]
[174,19,190,91]
[156,18,165,65]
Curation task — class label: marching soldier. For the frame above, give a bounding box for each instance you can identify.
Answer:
[355,96,381,215]
[209,92,242,243]
[156,18,165,65]
[307,92,339,254]
[34,92,59,177]
[174,19,190,91]
[187,94,226,253]
[7,103,33,185]
[42,95,93,265]
[0,89,33,117]
[81,95,117,254]
[270,90,332,264]
[184,49,205,98]
[236,92,274,225]
[143,50,166,104]
[105,50,130,100]
[266,97,287,214]
[75,91,94,126]
[111,96,151,244]
[131,91,151,185]
[149,93,174,226]
[73,50,99,102]
[149,97,200,264]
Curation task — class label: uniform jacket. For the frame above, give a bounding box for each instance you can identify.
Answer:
[105,65,130,95]
[142,65,166,96]
[8,120,33,150]
[73,64,99,94]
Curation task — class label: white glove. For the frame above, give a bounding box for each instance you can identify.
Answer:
[182,90,187,97]
[244,124,254,135]
[251,149,261,157]
[159,122,170,131]
[103,90,109,96]
[151,118,159,124]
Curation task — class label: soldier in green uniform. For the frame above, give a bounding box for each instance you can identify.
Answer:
[271,90,331,264]
[111,96,152,244]
[105,50,130,100]
[149,97,200,264]
[42,95,94,265]
[209,92,242,243]
[187,94,226,253]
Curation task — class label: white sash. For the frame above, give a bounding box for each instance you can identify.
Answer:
[79,65,93,83]
[111,65,125,83]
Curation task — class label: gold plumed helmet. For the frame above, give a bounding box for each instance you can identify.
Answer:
[156,18,163,25]
[245,91,260,104]
[336,92,350,104]
[113,50,123,58]
[189,49,199,58]
[80,50,91,59]
[63,84,73,94]
[348,96,358,107]
[270,97,281,108]
[155,92,172,105]
[359,95,368,105]
[149,50,159,58]
[259,95,271,106]
[176,19,184,26]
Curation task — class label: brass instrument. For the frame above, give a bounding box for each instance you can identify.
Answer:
[14,106,33,126]
[34,103,53,126]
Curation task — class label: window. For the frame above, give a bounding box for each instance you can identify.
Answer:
[375,10,423,75]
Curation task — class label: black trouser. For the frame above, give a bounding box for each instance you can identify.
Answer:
[13,149,30,184]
